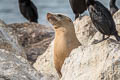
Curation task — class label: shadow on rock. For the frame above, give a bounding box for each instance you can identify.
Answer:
[8,22,54,64]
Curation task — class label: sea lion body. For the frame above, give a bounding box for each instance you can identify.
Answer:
[47,13,81,77]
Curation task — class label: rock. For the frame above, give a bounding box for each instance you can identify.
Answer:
[0,48,58,80]
[34,10,120,80]
[0,48,41,80]
[0,20,58,80]
[33,41,59,78]
[61,10,120,80]
[61,39,120,80]
[113,10,120,33]
[74,16,97,45]
[8,22,54,64]
[0,20,26,58]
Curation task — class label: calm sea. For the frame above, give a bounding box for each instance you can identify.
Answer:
[0,0,119,25]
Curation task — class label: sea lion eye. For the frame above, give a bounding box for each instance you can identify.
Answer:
[58,14,62,18]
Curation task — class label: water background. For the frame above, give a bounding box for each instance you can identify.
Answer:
[0,0,120,25]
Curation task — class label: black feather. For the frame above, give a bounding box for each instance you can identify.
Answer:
[19,0,38,23]
[87,0,120,42]
[69,0,87,19]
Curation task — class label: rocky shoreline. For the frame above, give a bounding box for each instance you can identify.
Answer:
[0,10,120,80]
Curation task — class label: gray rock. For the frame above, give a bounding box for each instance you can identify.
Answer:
[33,41,59,79]
[0,20,26,58]
[0,20,58,80]
[8,22,54,64]
[61,10,120,80]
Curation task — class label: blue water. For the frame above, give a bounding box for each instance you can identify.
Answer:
[0,0,119,25]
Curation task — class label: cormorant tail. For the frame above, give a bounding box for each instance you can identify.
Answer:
[31,20,38,23]
[114,33,120,41]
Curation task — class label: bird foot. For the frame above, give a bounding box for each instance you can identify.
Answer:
[79,15,84,20]
[79,16,82,20]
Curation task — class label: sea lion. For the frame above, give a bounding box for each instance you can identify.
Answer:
[18,0,38,23]
[47,13,81,77]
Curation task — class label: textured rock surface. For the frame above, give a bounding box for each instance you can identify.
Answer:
[0,20,58,80]
[33,41,59,78]
[113,10,120,25]
[61,39,120,80]
[0,49,42,80]
[0,48,58,80]
[0,20,26,58]
[74,16,97,45]
[34,10,120,80]
[8,22,54,64]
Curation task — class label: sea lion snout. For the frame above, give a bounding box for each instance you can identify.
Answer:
[47,13,58,23]
[47,13,53,19]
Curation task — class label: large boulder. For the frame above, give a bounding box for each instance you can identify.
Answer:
[0,20,58,80]
[8,22,54,64]
[33,41,59,78]
[74,16,97,45]
[61,39,120,80]
[61,10,120,80]
[0,20,26,58]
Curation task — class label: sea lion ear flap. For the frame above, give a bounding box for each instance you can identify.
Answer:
[57,14,63,18]
[65,16,72,22]
[68,18,72,22]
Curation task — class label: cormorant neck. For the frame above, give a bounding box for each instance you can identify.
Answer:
[19,0,30,3]
[110,0,116,7]
[86,0,95,6]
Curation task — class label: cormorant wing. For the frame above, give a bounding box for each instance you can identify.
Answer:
[89,1,116,35]
[30,2,38,19]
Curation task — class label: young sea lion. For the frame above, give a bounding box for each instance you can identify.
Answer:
[47,13,81,77]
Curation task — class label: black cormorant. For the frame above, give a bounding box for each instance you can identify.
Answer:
[18,0,38,23]
[69,0,87,19]
[109,0,119,16]
[86,0,120,44]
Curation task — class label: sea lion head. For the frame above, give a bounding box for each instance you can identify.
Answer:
[47,13,73,30]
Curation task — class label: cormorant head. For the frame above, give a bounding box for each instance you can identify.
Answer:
[19,0,30,3]
[110,0,116,4]
[110,0,117,7]
[19,0,25,2]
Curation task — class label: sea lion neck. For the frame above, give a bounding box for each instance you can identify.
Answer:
[54,26,77,42]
